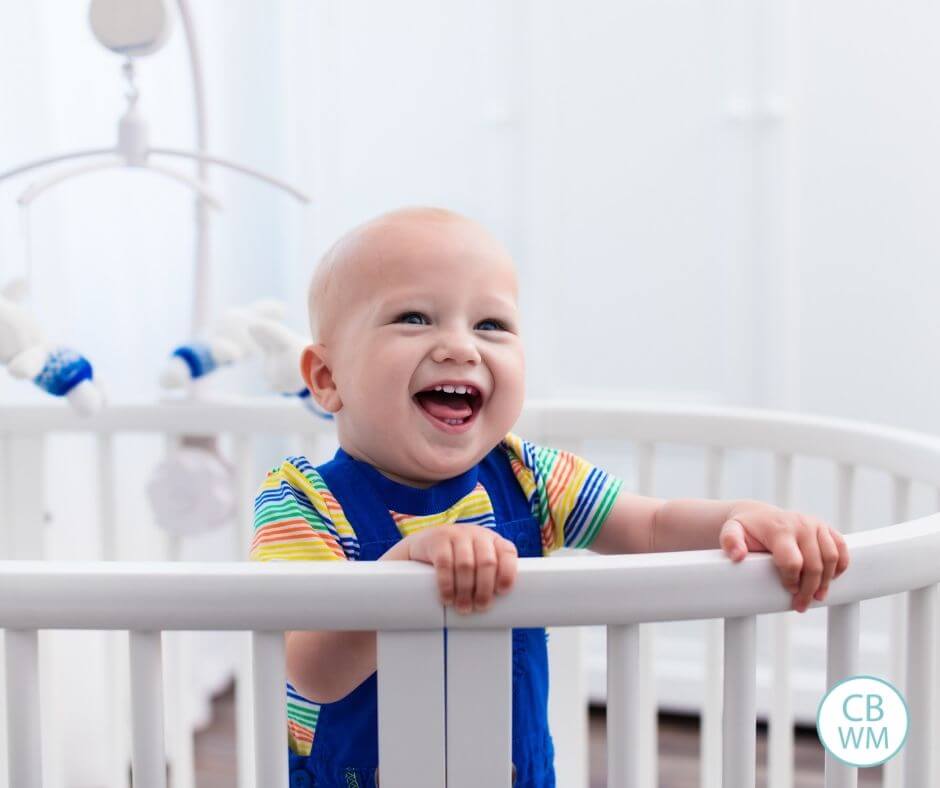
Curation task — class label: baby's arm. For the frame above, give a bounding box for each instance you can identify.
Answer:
[590,491,850,613]
[590,492,773,554]
[286,525,518,703]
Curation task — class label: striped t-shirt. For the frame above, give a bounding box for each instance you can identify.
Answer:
[249,432,623,756]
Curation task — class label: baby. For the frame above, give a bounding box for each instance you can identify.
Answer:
[250,207,850,788]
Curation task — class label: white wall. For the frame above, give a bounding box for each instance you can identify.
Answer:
[4,0,939,436]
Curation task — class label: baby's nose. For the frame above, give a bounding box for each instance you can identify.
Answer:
[431,330,481,364]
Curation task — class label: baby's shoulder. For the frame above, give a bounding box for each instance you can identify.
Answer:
[261,454,333,502]
[495,432,545,489]
[497,431,547,470]
[497,431,528,460]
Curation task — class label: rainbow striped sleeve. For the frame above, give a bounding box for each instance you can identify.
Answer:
[250,455,359,563]
[501,433,623,554]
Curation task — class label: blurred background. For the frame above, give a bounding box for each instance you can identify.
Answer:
[1,2,938,786]
[4,0,939,427]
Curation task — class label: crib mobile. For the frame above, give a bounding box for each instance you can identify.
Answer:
[0,0,331,536]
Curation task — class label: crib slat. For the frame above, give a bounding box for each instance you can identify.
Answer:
[704,446,723,502]
[4,628,42,788]
[233,435,256,788]
[377,630,446,788]
[935,488,940,788]
[233,434,255,562]
[446,629,512,788]
[828,464,859,788]
[636,624,657,788]
[635,442,654,498]
[825,602,860,788]
[235,633,255,788]
[904,584,937,788]
[769,452,795,788]
[607,624,640,787]
[0,435,9,558]
[885,476,912,788]
[546,625,588,788]
[129,631,167,788]
[164,631,195,788]
[8,435,46,559]
[835,463,855,533]
[161,434,183,562]
[634,442,658,788]
[251,631,288,788]
[722,615,756,788]
[99,438,128,788]
[701,447,724,788]
[97,434,117,561]
[773,453,794,511]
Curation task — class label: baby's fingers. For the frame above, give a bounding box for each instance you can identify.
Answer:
[830,527,850,578]
[452,535,476,614]
[813,526,839,602]
[429,538,456,607]
[494,537,518,595]
[794,524,823,612]
[771,533,803,599]
[472,537,498,612]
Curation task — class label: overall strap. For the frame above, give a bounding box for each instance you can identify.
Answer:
[315,451,404,554]
[480,443,537,524]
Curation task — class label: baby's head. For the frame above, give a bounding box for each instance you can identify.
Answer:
[301,207,525,488]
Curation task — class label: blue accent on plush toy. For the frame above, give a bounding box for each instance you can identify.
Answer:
[171,342,218,379]
[33,348,94,396]
[291,388,334,420]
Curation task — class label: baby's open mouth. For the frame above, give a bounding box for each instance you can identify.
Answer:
[413,383,483,429]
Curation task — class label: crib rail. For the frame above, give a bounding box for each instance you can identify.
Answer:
[3,398,940,788]
[2,515,938,787]
[2,399,940,485]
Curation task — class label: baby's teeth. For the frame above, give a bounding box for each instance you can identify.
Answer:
[442,385,456,393]
[434,385,443,391]
[454,385,467,394]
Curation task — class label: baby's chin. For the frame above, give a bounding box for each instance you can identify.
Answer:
[394,441,489,484]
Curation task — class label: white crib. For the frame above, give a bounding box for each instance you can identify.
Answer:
[1,399,938,788]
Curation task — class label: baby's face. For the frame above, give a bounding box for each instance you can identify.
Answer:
[305,213,525,487]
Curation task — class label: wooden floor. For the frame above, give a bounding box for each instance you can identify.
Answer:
[194,682,883,787]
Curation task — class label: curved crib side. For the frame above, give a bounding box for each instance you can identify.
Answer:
[1,399,939,788]
[0,515,938,787]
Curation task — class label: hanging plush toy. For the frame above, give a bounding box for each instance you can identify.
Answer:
[145,439,235,536]
[0,279,105,416]
[247,318,334,420]
[159,298,286,388]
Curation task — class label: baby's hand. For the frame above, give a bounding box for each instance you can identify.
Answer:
[718,503,850,613]
[390,525,518,614]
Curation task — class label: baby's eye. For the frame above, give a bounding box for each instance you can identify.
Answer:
[396,312,429,325]
[476,318,506,331]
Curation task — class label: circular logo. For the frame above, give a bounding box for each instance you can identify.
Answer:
[816,675,909,767]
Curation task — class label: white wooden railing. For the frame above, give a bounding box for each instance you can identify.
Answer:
[1,517,938,787]
[1,398,940,788]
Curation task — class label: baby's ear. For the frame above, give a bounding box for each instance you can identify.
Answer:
[300,344,342,412]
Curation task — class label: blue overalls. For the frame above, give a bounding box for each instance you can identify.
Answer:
[287,444,556,787]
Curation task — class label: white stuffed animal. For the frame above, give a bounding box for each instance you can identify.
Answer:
[145,443,235,536]
[159,298,286,388]
[247,318,334,420]
[0,279,105,416]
